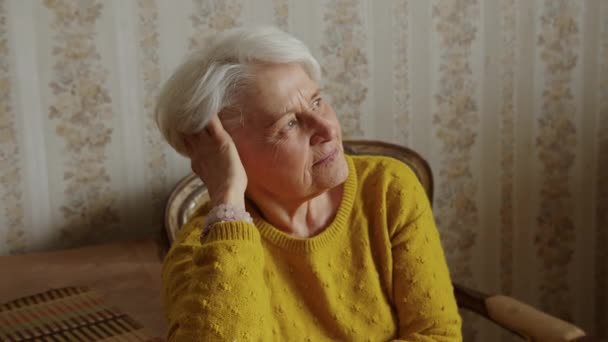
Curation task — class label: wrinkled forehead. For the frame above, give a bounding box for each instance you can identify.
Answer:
[242,63,318,120]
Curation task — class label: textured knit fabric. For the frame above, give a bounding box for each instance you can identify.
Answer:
[161,155,462,341]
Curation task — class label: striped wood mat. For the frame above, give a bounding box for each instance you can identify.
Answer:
[0,286,158,341]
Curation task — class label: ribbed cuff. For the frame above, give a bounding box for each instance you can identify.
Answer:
[202,221,260,243]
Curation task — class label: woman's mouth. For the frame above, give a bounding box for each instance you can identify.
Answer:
[314,148,339,166]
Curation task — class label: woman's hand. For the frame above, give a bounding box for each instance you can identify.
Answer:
[184,116,247,209]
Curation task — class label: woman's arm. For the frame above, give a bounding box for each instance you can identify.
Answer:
[162,114,273,340]
[161,218,272,341]
[388,169,462,341]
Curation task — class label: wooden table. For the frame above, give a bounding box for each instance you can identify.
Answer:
[0,239,168,338]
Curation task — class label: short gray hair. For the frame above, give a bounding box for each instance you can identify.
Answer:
[155,26,321,156]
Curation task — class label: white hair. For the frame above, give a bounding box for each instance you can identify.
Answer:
[155,26,321,156]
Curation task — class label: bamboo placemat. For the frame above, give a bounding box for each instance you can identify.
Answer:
[0,286,158,341]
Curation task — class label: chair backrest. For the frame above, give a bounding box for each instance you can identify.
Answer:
[163,140,434,245]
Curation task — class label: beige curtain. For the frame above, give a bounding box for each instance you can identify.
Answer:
[0,0,606,340]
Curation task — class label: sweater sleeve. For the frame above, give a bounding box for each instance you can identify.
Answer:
[161,217,272,341]
[388,168,462,341]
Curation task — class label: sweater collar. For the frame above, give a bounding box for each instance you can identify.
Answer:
[248,155,357,253]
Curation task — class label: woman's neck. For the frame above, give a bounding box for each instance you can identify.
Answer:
[248,184,344,238]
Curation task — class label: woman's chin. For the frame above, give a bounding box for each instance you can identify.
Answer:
[312,154,349,190]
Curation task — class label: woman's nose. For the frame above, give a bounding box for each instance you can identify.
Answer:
[310,116,337,145]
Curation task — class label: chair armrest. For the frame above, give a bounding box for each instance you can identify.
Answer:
[454,283,587,341]
[486,295,586,342]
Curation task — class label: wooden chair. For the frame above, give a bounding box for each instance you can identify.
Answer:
[163,139,590,341]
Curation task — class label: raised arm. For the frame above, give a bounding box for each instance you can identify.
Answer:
[161,218,272,341]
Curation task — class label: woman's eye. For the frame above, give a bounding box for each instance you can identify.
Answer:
[312,98,322,109]
[287,118,298,128]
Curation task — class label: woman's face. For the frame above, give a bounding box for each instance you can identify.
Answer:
[230,63,348,203]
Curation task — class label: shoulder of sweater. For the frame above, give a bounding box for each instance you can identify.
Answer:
[349,154,420,193]
[349,155,429,235]
[350,154,416,176]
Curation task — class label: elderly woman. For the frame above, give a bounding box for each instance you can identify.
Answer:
[157,27,461,341]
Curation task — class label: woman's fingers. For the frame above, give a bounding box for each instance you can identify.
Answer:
[205,115,227,143]
[183,115,225,154]
[182,114,247,206]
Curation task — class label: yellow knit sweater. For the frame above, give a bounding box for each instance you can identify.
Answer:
[161,155,462,341]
